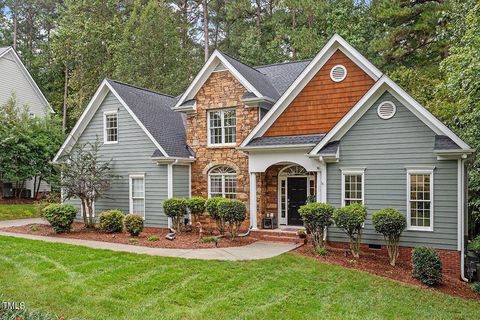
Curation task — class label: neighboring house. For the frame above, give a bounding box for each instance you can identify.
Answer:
[53,34,473,278]
[0,46,53,198]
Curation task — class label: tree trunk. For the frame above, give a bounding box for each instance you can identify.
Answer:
[87,200,94,228]
[180,0,188,50]
[292,9,297,59]
[81,198,88,227]
[35,177,42,199]
[62,64,69,130]
[12,2,18,50]
[255,0,261,30]
[202,0,209,62]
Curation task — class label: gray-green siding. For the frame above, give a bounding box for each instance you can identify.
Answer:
[326,91,459,250]
[65,92,171,227]
[173,165,190,198]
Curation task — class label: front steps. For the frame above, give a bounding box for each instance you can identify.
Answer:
[251,229,305,244]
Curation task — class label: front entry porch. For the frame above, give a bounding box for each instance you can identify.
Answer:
[249,163,324,230]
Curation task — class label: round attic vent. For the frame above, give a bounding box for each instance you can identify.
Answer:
[330,65,347,82]
[377,101,396,120]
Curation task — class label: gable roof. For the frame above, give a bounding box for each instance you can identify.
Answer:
[240,34,383,147]
[107,80,192,158]
[309,76,473,155]
[53,79,193,163]
[256,60,311,97]
[0,46,53,113]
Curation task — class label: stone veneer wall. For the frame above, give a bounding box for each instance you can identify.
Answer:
[186,71,259,228]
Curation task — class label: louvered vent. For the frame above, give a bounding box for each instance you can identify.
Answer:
[377,101,396,120]
[330,65,347,82]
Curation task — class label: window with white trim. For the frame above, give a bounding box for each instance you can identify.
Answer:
[104,111,118,143]
[341,169,365,206]
[208,109,236,145]
[208,166,236,199]
[407,170,433,231]
[129,174,145,217]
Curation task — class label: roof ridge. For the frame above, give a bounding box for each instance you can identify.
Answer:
[254,59,312,69]
[107,79,176,98]
[218,50,267,76]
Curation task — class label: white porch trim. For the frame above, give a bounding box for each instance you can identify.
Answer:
[249,172,258,230]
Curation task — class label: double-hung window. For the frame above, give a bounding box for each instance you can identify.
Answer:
[341,169,365,206]
[407,169,433,231]
[129,174,145,217]
[208,109,236,146]
[104,111,118,144]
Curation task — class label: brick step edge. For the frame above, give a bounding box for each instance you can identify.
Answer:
[255,235,305,244]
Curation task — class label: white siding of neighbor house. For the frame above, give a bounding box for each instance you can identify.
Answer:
[326,92,459,251]
[0,50,48,116]
[65,91,171,227]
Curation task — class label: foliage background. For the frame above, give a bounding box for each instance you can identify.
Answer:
[0,0,478,235]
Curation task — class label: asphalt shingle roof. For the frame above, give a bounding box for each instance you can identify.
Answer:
[434,135,461,150]
[247,134,325,147]
[107,80,192,158]
[317,141,340,155]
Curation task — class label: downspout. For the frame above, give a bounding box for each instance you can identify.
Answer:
[460,158,469,282]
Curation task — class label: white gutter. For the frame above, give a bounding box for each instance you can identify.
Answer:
[459,158,469,282]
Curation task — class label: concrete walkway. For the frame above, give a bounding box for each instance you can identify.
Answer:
[0,217,47,228]
[0,219,300,261]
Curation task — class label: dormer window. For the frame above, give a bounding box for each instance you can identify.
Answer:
[104,110,118,144]
[208,109,236,146]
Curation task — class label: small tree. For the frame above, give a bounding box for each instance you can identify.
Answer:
[372,208,407,266]
[333,203,367,258]
[218,199,246,239]
[299,202,335,248]
[205,197,225,234]
[163,198,188,231]
[58,141,113,228]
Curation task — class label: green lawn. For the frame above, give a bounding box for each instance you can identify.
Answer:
[0,237,479,320]
[0,204,40,220]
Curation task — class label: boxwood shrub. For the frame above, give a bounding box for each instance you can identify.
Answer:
[42,203,77,233]
[163,198,188,231]
[372,208,406,266]
[298,202,335,248]
[217,199,246,239]
[188,196,206,225]
[124,214,144,236]
[98,210,124,233]
[205,197,225,234]
[332,203,367,258]
[412,246,442,286]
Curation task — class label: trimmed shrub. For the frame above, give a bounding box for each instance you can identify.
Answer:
[468,235,480,254]
[412,247,442,286]
[333,203,367,258]
[188,196,206,231]
[372,208,407,266]
[471,282,480,294]
[316,247,328,256]
[163,198,188,231]
[98,210,124,233]
[205,197,226,234]
[42,203,77,233]
[218,199,247,239]
[124,214,144,236]
[298,202,335,248]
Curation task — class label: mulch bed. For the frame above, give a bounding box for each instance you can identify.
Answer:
[0,198,37,204]
[0,223,256,249]
[294,243,480,300]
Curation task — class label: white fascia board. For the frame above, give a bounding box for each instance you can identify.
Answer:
[52,80,111,163]
[309,76,472,155]
[2,47,54,114]
[240,34,383,148]
[238,144,316,151]
[105,81,169,157]
[53,79,170,163]
[173,50,261,110]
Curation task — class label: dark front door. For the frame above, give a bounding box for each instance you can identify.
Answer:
[287,177,307,226]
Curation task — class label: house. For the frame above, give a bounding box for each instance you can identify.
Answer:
[53,34,473,278]
[0,46,53,198]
